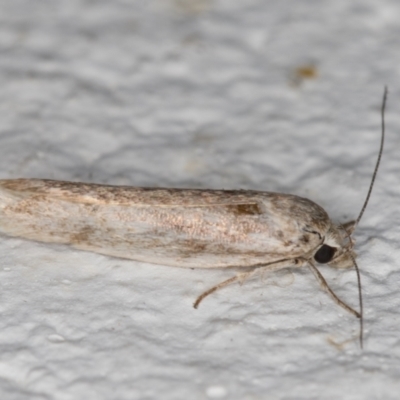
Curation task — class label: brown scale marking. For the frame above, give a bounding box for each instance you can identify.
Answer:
[300,234,310,244]
[176,240,210,258]
[7,200,37,215]
[69,226,96,244]
[225,203,262,216]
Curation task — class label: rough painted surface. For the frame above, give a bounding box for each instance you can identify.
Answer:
[0,1,399,399]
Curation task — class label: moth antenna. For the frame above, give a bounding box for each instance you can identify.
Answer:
[336,88,387,348]
[350,254,363,349]
[355,86,388,227]
[339,225,364,349]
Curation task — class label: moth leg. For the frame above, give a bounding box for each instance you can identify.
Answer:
[193,270,256,309]
[307,261,360,318]
[193,259,297,309]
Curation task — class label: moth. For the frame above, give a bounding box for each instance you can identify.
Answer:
[0,88,388,347]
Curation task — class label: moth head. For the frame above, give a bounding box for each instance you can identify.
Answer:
[312,221,356,268]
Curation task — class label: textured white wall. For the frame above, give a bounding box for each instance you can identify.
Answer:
[0,1,399,399]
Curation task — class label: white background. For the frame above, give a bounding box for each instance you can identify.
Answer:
[0,1,399,399]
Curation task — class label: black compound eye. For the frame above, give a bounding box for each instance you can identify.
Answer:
[314,244,336,264]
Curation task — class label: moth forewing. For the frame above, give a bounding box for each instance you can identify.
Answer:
[0,179,327,269]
